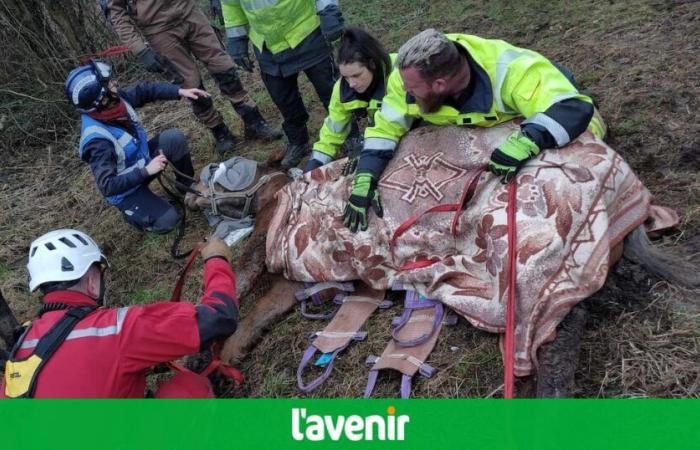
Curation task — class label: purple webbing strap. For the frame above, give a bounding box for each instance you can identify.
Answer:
[297,332,365,393]
[300,299,341,320]
[296,282,353,320]
[391,291,444,347]
[400,374,412,399]
[364,370,379,398]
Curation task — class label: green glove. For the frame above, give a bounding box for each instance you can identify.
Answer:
[488,131,540,183]
[342,173,383,232]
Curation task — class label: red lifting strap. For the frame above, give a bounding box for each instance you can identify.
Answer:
[503,180,518,398]
[170,242,205,302]
[169,241,244,388]
[391,166,487,271]
[78,45,130,64]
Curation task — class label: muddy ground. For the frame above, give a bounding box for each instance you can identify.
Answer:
[1,0,698,397]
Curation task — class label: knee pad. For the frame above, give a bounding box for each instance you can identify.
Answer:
[213,68,244,96]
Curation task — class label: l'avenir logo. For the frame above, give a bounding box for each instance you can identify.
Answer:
[291,406,410,441]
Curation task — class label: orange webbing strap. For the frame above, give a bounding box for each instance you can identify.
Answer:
[390,166,487,271]
[504,180,518,398]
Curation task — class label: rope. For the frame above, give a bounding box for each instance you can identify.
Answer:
[78,45,130,64]
[156,172,195,260]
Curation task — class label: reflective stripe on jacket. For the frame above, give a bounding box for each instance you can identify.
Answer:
[79,103,151,205]
[312,53,397,162]
[359,34,596,178]
[1,258,237,399]
[222,0,329,54]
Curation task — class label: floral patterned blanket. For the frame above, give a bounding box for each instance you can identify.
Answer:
[266,123,651,375]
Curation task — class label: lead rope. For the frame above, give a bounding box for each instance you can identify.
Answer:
[504,180,518,398]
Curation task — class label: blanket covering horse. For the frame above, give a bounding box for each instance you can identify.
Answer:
[266,123,651,375]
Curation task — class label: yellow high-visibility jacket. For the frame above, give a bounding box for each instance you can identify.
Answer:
[357,33,604,178]
[312,54,397,163]
[222,0,333,54]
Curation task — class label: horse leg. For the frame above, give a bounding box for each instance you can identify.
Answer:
[535,302,588,398]
[221,274,300,365]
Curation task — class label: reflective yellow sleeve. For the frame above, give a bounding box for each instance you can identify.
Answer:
[364,69,413,145]
[222,0,248,28]
[502,57,592,118]
[312,81,352,161]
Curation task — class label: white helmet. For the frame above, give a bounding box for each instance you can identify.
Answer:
[27,229,109,292]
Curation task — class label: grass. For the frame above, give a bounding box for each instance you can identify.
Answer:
[1,0,698,398]
[128,286,172,305]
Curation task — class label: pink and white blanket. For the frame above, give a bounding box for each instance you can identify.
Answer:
[266,123,651,375]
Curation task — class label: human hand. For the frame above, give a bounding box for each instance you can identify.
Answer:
[178,88,211,100]
[342,173,383,232]
[488,131,540,183]
[227,37,254,72]
[145,154,168,176]
[201,237,232,262]
[318,5,344,42]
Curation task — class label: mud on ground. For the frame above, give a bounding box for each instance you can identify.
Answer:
[0,0,698,397]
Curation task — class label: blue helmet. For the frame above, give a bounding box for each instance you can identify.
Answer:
[64,60,113,113]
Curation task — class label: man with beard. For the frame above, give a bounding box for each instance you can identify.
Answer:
[342,29,606,232]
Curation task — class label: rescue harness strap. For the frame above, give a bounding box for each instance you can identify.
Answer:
[4,306,97,398]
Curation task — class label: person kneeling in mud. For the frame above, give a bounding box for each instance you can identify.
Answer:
[65,60,205,234]
[2,230,237,398]
[304,27,394,174]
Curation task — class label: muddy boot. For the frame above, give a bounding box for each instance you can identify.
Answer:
[281,143,310,169]
[235,103,283,142]
[211,123,238,155]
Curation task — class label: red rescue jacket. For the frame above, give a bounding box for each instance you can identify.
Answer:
[1,257,237,398]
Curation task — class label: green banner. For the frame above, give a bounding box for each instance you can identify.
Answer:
[2,400,698,449]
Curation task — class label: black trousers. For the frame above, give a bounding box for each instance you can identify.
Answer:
[260,55,336,146]
[117,129,194,234]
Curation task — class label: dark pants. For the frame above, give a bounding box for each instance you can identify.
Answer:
[260,56,336,145]
[117,129,194,234]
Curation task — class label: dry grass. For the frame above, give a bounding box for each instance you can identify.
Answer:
[1,0,698,398]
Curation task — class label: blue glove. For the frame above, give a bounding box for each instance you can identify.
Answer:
[227,37,254,72]
[318,5,344,42]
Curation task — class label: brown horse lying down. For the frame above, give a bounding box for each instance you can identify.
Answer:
[186,125,697,397]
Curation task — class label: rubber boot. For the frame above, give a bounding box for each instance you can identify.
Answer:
[211,123,238,155]
[281,142,311,169]
[234,103,283,142]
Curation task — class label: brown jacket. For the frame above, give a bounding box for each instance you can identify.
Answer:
[108,0,197,54]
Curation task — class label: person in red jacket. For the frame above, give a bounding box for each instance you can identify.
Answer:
[2,229,238,398]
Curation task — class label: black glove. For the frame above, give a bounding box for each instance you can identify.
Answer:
[318,5,344,42]
[488,131,540,183]
[303,158,325,173]
[342,174,383,233]
[137,48,184,84]
[227,37,254,73]
[341,157,358,176]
